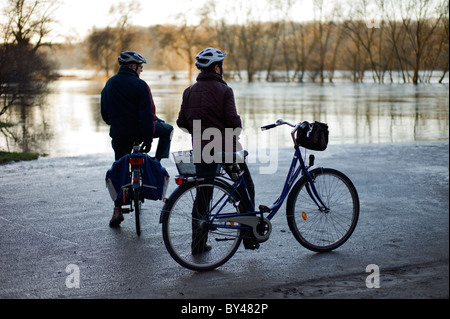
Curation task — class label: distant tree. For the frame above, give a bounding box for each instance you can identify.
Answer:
[0,0,58,117]
[85,0,141,77]
[400,0,445,84]
[86,28,117,78]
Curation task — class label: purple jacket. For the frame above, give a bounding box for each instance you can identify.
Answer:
[177,72,242,152]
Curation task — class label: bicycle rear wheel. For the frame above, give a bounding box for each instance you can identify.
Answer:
[286,168,359,252]
[134,189,141,236]
[161,179,242,271]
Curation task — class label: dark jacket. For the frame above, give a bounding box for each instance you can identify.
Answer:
[101,66,155,144]
[177,72,242,152]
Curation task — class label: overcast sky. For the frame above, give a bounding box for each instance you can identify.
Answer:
[54,0,312,41]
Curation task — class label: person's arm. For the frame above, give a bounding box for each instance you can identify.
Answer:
[177,87,193,134]
[100,87,111,125]
[137,81,155,146]
[223,87,242,129]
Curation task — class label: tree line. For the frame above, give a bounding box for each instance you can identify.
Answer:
[83,0,449,84]
[1,0,449,121]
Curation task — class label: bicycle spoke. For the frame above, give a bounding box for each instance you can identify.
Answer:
[162,180,242,271]
[287,168,359,252]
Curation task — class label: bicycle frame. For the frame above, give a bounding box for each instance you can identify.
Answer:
[211,146,328,228]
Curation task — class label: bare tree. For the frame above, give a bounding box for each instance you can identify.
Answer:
[108,0,141,52]
[85,1,143,77]
[1,0,58,118]
[2,0,58,51]
[438,0,449,83]
[401,0,444,84]
[312,0,343,83]
[343,0,386,83]
[86,28,117,78]
[380,0,409,83]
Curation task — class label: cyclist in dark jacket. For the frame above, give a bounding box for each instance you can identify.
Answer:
[177,48,257,253]
[101,51,155,161]
[101,51,169,227]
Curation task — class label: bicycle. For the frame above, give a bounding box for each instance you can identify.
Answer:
[122,143,146,236]
[160,119,360,271]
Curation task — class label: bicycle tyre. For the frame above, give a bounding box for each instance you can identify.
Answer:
[286,168,359,252]
[134,189,141,236]
[161,179,243,271]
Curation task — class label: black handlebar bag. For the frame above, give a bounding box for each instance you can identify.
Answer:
[296,121,329,151]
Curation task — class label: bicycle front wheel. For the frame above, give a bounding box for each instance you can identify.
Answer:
[286,168,359,252]
[161,179,242,271]
[134,189,141,236]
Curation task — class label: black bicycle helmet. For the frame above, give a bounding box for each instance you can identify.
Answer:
[118,51,147,65]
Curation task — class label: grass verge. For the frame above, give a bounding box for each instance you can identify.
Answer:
[0,151,41,165]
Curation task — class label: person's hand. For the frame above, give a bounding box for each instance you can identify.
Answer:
[141,141,152,153]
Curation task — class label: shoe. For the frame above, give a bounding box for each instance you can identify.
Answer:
[109,207,124,227]
[242,230,260,250]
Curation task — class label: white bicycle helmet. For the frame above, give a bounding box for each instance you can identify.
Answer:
[118,51,147,65]
[195,47,227,69]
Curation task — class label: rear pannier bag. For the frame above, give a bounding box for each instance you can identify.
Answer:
[106,154,170,203]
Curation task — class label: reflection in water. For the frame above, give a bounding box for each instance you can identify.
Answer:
[0,71,448,158]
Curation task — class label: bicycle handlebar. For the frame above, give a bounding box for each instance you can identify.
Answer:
[261,119,291,130]
[261,119,309,130]
[261,119,310,145]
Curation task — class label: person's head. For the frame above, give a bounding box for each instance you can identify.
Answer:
[118,51,147,76]
[195,48,226,76]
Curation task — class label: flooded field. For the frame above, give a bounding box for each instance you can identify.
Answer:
[1,70,448,158]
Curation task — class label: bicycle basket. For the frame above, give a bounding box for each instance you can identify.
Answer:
[172,150,221,177]
[173,150,197,176]
[295,121,329,151]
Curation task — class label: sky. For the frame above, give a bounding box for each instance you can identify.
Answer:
[54,0,312,41]
[56,0,207,40]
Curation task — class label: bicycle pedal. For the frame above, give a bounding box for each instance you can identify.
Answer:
[259,205,271,213]
[122,208,131,214]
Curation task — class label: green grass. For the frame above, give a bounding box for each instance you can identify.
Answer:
[0,150,41,164]
[1,121,44,164]
[0,122,14,129]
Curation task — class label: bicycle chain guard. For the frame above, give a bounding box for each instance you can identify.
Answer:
[219,216,272,242]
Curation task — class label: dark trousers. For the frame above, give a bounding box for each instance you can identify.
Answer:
[153,120,173,161]
[112,120,173,162]
[191,162,255,253]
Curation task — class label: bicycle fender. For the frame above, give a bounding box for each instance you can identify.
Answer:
[286,167,326,214]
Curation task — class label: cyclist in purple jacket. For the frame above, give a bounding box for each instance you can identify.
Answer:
[177,48,257,252]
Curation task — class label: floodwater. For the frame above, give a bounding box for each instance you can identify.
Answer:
[0,70,448,159]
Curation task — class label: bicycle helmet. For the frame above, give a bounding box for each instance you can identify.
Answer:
[118,51,147,65]
[195,47,226,69]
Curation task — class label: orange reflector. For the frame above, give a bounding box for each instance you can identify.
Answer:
[230,222,235,226]
[130,158,143,165]
[302,212,307,220]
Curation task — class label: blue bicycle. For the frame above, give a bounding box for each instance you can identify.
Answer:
[160,119,359,271]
